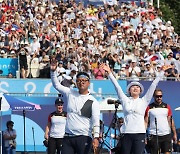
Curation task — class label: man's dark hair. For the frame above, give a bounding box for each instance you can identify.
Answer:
[6,121,14,128]
[153,88,163,97]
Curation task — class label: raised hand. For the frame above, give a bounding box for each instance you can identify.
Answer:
[50,59,58,71]
[100,63,111,74]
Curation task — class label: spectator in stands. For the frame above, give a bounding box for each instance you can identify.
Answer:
[164,52,176,66]
[91,54,100,71]
[117,64,128,80]
[93,62,106,80]
[127,60,141,81]
[123,49,134,64]
[143,62,155,81]
[130,12,140,30]
[39,56,50,78]
[0,34,9,54]
[154,64,166,80]
[18,42,28,78]
[0,0,179,79]
[40,35,52,55]
[9,35,19,54]
[7,72,14,78]
[30,36,40,56]
[112,53,121,75]
[164,62,179,81]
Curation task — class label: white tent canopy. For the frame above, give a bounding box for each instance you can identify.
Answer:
[99,97,123,113]
[175,107,180,111]
[0,93,10,111]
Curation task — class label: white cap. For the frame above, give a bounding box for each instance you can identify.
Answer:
[121,64,126,68]
[127,82,144,95]
[145,62,150,65]
[167,21,171,25]
[63,74,72,80]
[66,8,72,12]
[78,40,83,44]
[56,44,60,48]
[117,32,122,35]
[132,59,137,63]
[59,67,66,73]
[10,51,15,54]
[1,50,5,54]
[71,66,78,72]
[156,64,162,68]
[118,35,122,39]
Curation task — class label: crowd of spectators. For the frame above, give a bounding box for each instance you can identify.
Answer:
[0,0,179,81]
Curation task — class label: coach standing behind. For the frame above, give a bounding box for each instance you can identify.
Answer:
[44,98,67,154]
[50,59,100,154]
[145,89,177,154]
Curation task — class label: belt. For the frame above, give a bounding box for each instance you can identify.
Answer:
[64,133,78,137]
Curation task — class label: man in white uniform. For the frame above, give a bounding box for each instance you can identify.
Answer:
[50,59,100,154]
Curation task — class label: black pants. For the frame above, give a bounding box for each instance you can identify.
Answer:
[147,134,172,154]
[120,133,145,154]
[48,137,63,154]
[62,135,92,154]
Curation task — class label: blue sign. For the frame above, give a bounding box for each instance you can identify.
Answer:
[0,79,126,97]
[0,58,18,76]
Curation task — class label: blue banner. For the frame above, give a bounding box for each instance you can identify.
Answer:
[0,58,18,76]
[0,79,126,97]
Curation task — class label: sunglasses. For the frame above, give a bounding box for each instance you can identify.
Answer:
[57,104,63,107]
[155,95,162,98]
[76,79,89,84]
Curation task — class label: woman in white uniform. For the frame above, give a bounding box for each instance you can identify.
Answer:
[101,63,163,154]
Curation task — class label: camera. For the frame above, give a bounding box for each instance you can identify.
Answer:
[107,99,121,104]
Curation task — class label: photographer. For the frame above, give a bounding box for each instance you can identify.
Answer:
[3,121,17,154]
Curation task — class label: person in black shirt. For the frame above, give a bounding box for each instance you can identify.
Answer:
[18,42,28,78]
[40,36,51,55]
[164,62,178,81]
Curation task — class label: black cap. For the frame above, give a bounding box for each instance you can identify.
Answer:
[55,98,64,105]
[76,72,90,80]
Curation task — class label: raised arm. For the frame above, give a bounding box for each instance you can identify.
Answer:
[50,59,70,95]
[143,71,164,104]
[100,63,128,103]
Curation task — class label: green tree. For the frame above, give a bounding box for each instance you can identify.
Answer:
[154,0,180,34]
